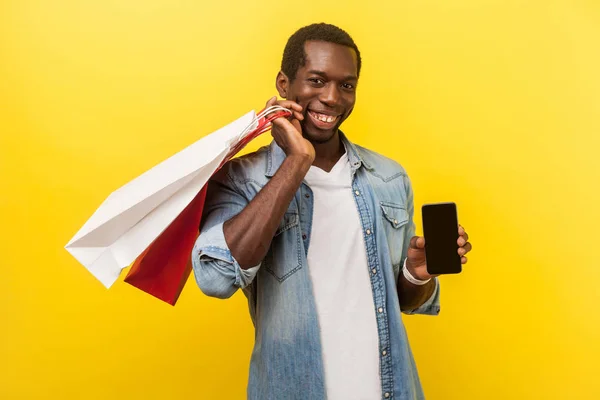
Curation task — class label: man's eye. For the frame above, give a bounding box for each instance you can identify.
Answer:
[342,83,355,90]
[308,78,324,85]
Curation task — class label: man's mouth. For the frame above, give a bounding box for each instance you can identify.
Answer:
[307,110,340,129]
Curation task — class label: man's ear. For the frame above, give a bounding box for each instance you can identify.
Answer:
[275,71,290,99]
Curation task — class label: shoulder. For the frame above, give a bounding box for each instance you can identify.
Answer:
[351,143,415,204]
[212,145,270,186]
[353,143,409,182]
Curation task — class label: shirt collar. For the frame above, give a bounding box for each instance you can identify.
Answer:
[265,131,373,178]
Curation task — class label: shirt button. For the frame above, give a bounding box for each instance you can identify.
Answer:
[378,307,383,313]
[366,229,371,235]
[393,219,398,224]
[382,350,387,356]
[355,190,360,196]
[302,234,307,240]
[384,393,390,398]
[305,193,310,198]
[372,268,377,274]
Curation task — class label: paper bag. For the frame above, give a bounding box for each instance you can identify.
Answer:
[65,106,291,303]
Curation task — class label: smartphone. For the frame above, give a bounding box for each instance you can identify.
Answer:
[422,202,462,275]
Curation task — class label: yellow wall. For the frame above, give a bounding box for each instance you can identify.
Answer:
[1,1,599,399]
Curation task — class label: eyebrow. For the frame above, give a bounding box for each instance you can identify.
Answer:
[307,70,358,81]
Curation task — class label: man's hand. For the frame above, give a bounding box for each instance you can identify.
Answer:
[266,96,315,163]
[406,225,472,281]
[221,98,317,270]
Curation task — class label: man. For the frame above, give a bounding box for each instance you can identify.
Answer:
[192,23,472,400]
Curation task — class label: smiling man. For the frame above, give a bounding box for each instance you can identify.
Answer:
[192,23,472,400]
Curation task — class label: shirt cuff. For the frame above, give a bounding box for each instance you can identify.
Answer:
[402,275,441,316]
[191,221,260,298]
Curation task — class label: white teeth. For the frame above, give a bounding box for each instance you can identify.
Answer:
[311,111,337,123]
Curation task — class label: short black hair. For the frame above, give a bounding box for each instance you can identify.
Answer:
[281,23,361,82]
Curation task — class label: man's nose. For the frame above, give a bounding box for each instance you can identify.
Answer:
[319,83,341,107]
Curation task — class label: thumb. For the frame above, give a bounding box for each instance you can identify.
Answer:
[271,117,300,136]
[409,236,425,249]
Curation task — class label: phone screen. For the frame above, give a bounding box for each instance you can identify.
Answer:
[422,202,462,275]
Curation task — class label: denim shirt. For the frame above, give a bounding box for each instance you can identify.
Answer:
[192,133,441,400]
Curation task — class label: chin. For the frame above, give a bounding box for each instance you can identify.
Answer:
[301,121,343,144]
[303,129,337,144]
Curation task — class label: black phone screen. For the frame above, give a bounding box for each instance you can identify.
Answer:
[422,202,462,275]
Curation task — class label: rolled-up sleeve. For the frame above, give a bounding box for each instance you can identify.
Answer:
[402,277,441,315]
[191,165,260,299]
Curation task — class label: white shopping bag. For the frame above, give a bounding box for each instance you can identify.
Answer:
[65,107,290,290]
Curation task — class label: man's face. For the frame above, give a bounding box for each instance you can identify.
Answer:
[278,41,358,144]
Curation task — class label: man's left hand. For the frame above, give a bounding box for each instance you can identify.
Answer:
[406,225,472,281]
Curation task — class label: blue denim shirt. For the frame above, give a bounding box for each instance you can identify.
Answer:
[192,133,440,400]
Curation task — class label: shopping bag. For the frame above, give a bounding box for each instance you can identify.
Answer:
[123,107,290,305]
[65,106,291,302]
[122,185,207,305]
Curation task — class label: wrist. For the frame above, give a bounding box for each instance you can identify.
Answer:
[284,153,314,172]
[403,258,431,286]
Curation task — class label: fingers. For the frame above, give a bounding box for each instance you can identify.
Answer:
[270,115,311,158]
[291,110,304,121]
[458,236,469,246]
[409,236,425,249]
[458,225,469,241]
[291,118,302,133]
[458,242,472,256]
[409,233,470,264]
[277,101,303,121]
[271,117,301,136]
[277,100,302,113]
[265,97,304,120]
[458,236,471,248]
[457,226,469,247]
[265,96,277,108]
[458,242,473,252]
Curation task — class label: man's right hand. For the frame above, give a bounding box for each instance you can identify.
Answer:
[266,96,315,163]
[221,98,316,270]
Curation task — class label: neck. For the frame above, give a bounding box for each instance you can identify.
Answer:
[311,130,345,172]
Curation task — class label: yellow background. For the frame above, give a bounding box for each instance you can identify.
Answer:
[1,1,599,399]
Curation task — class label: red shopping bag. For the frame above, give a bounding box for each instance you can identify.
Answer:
[124,108,291,305]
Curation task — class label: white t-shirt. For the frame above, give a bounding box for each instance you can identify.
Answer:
[304,150,382,400]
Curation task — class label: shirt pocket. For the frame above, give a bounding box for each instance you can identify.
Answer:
[263,212,303,282]
[380,202,409,269]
